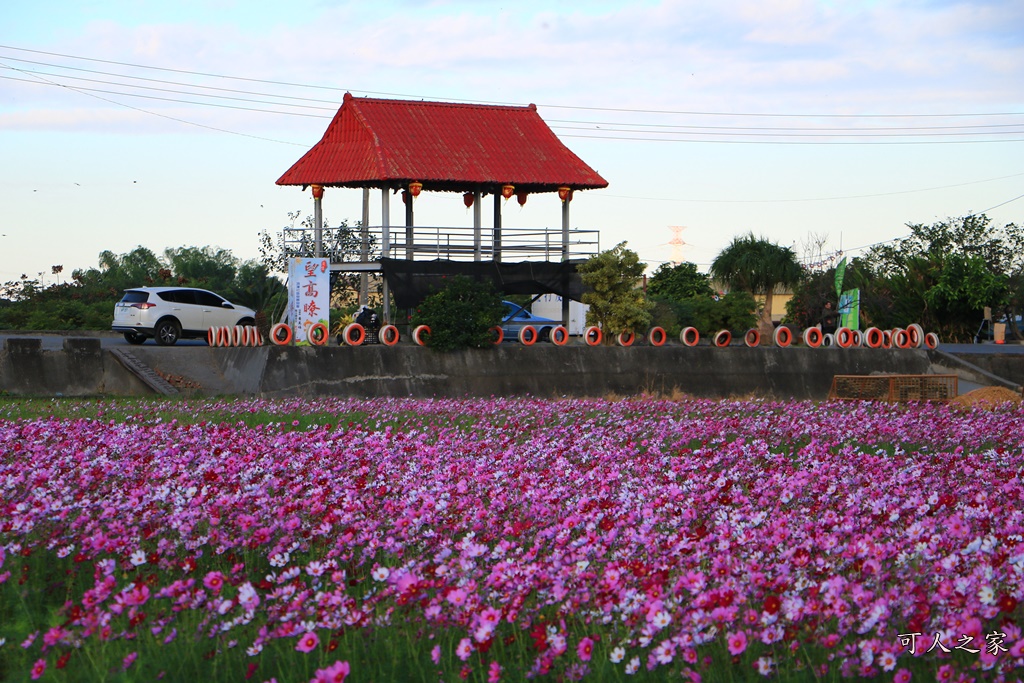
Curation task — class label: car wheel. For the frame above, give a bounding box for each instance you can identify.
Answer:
[538,326,552,342]
[123,331,146,345]
[154,319,181,346]
[238,317,256,327]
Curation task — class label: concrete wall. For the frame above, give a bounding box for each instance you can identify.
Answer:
[0,338,150,396]
[5,337,1004,400]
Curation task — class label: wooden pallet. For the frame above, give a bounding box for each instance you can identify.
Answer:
[828,374,957,402]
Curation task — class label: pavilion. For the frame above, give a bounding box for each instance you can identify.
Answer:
[276,93,609,323]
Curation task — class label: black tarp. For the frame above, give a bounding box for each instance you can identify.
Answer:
[380,258,585,309]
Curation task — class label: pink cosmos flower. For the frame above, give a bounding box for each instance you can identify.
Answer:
[30,659,46,680]
[893,669,911,683]
[203,571,225,593]
[577,637,594,662]
[295,631,319,653]
[727,631,748,656]
[431,645,441,665]
[456,638,473,661]
[311,660,350,683]
[123,652,137,670]
[487,660,502,682]
[936,664,953,682]
[447,588,467,607]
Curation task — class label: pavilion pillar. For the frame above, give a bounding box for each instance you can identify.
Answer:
[405,192,414,260]
[493,193,502,262]
[359,188,369,306]
[561,193,571,327]
[473,191,482,260]
[382,188,391,323]
[312,184,324,258]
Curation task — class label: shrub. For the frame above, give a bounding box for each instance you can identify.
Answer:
[410,276,505,351]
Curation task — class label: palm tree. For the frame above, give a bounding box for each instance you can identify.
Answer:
[711,233,803,339]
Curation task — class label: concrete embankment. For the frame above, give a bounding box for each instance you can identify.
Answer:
[4,335,1019,399]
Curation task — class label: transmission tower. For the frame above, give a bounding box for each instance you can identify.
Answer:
[668,226,689,265]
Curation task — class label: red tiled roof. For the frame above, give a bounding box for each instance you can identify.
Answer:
[276,93,608,194]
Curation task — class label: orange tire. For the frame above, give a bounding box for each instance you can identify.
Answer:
[851,330,863,347]
[865,327,882,348]
[617,330,635,347]
[308,322,329,346]
[489,326,504,345]
[343,323,366,346]
[803,327,823,348]
[550,325,569,346]
[413,325,431,346]
[519,325,537,346]
[924,332,940,349]
[714,330,732,347]
[218,326,232,347]
[835,327,854,348]
[583,326,602,346]
[894,329,911,349]
[743,328,760,347]
[207,327,219,346]
[648,327,667,347]
[270,323,292,346]
[380,324,400,346]
[881,330,893,349]
[773,326,792,348]
[907,323,924,348]
[680,326,699,347]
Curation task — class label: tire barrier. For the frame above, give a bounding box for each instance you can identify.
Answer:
[680,327,700,347]
[865,327,882,349]
[342,323,366,346]
[218,326,232,347]
[207,327,219,346]
[773,326,792,348]
[617,330,635,347]
[851,329,863,348]
[380,324,400,346]
[894,328,912,349]
[271,323,293,346]
[743,328,760,348]
[488,326,504,345]
[907,323,924,348]
[519,325,538,346]
[584,326,602,346]
[835,327,854,349]
[713,330,732,348]
[881,330,893,349]
[550,326,569,346]
[648,327,667,347]
[308,322,329,346]
[924,332,940,349]
[413,325,431,346]
[803,327,823,348]
[822,333,835,348]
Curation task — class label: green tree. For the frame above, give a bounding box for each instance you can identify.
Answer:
[711,233,803,339]
[647,262,713,302]
[163,246,238,291]
[411,276,505,351]
[578,242,652,340]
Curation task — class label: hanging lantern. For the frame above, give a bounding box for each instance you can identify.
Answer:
[557,186,571,201]
[463,192,474,208]
[408,181,423,198]
[516,191,528,207]
[501,184,515,200]
[311,184,324,199]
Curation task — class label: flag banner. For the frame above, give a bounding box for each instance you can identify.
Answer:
[839,288,860,330]
[288,258,330,345]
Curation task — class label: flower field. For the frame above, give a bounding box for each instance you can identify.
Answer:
[2,396,1024,682]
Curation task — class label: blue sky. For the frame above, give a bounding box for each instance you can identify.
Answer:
[2,0,1023,284]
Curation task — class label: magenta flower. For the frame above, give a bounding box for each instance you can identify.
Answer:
[893,669,911,683]
[311,660,350,683]
[577,637,594,662]
[295,631,319,653]
[30,659,46,680]
[727,631,747,656]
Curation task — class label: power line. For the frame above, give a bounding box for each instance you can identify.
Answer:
[3,43,1024,120]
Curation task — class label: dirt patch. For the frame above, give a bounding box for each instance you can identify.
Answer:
[950,385,1023,409]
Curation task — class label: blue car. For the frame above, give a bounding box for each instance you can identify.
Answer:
[501,301,561,342]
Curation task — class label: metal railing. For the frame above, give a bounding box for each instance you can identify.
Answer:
[283,224,600,265]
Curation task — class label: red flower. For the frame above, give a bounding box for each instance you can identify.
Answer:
[763,595,781,615]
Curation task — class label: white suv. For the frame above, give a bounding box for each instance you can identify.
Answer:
[112,287,256,346]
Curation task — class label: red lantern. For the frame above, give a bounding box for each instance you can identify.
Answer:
[557,186,571,201]
[516,191,528,207]
[409,181,423,198]
[311,184,324,199]
[501,184,515,200]
[463,192,474,208]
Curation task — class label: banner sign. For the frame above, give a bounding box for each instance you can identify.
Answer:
[834,257,847,298]
[839,288,860,330]
[287,258,330,345]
